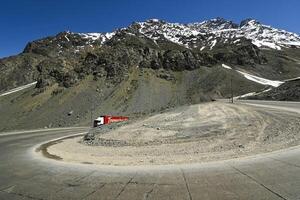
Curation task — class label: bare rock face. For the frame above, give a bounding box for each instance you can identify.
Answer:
[36,59,78,88]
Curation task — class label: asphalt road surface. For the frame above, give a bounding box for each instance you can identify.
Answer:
[0,100,299,200]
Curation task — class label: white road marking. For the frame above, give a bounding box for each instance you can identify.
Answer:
[0,127,88,137]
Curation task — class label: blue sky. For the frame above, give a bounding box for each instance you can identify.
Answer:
[1,0,300,58]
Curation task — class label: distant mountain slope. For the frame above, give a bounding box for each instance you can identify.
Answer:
[0,18,299,130]
[245,79,300,101]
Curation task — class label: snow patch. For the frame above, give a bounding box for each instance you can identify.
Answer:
[104,32,116,40]
[221,63,284,87]
[237,70,284,87]
[79,33,103,41]
[252,40,281,50]
[76,32,116,45]
[221,64,232,69]
[64,35,70,42]
[284,77,300,82]
[233,39,240,43]
[0,82,37,97]
[210,40,217,49]
[236,92,257,99]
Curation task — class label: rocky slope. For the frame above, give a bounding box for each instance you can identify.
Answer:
[0,18,300,130]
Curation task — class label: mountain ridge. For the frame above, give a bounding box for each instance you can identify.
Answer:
[1,17,300,94]
[22,17,300,56]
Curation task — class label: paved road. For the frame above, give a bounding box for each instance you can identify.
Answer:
[236,99,300,114]
[0,101,300,200]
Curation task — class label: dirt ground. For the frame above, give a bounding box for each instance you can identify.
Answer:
[47,102,300,166]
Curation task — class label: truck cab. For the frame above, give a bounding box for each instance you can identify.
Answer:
[93,116,104,127]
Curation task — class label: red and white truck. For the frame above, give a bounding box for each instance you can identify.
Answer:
[93,115,129,127]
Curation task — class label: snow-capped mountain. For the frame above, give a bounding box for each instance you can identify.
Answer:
[23,18,300,57]
[74,17,300,51]
[130,18,300,50]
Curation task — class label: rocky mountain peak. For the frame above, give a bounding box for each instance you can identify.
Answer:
[240,18,260,27]
[193,17,239,30]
